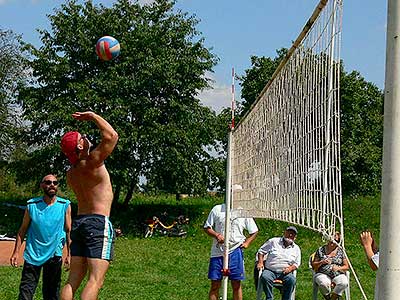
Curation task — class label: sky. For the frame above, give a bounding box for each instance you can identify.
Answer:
[0,0,388,112]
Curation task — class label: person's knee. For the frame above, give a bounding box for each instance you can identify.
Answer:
[261,271,274,285]
[209,280,221,293]
[315,276,330,288]
[63,281,80,296]
[88,277,105,290]
[333,275,349,290]
[65,275,84,294]
[335,281,348,291]
[316,278,331,289]
[231,280,242,292]
[284,274,296,287]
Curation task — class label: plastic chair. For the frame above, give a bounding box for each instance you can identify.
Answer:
[309,252,351,300]
[256,267,296,300]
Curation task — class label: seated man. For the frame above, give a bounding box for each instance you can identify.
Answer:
[256,226,301,300]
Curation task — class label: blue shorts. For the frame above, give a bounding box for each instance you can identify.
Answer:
[208,247,245,281]
[71,214,115,261]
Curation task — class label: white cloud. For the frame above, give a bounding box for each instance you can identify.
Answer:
[198,74,233,113]
[136,0,155,5]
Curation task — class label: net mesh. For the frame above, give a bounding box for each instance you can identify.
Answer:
[231,0,343,237]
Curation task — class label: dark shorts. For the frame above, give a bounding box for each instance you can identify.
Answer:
[208,247,245,281]
[71,214,115,261]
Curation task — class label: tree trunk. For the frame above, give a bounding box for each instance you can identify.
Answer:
[112,183,121,211]
[122,179,136,207]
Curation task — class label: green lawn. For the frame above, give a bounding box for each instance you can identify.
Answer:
[0,194,379,299]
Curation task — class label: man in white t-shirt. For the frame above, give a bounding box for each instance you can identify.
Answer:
[360,231,379,300]
[256,226,301,300]
[204,203,258,300]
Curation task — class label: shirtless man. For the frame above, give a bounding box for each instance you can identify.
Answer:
[60,111,118,300]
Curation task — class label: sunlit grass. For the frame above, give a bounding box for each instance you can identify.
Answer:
[0,194,379,299]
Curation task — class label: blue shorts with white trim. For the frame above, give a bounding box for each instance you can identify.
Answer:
[71,214,115,261]
[208,247,245,281]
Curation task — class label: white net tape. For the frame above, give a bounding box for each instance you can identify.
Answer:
[231,0,343,237]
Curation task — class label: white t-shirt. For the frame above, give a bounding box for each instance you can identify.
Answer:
[372,252,379,300]
[257,237,301,272]
[204,204,258,258]
[371,252,379,268]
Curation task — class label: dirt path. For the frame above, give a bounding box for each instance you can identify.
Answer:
[0,241,24,266]
[0,241,68,266]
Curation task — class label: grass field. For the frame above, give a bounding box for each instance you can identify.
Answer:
[0,194,379,299]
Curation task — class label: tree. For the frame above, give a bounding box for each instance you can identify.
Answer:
[209,107,234,192]
[0,29,28,162]
[238,52,384,196]
[340,71,383,195]
[238,48,287,116]
[16,0,219,204]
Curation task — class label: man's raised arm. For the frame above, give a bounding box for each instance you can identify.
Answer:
[72,111,118,164]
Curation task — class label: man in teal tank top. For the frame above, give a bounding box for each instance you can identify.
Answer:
[10,174,72,300]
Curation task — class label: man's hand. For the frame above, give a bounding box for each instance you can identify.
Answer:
[64,255,71,271]
[72,111,95,121]
[256,261,264,270]
[282,265,295,274]
[360,231,373,247]
[241,241,250,249]
[215,233,224,244]
[10,253,18,267]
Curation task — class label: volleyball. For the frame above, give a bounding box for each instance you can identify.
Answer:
[95,36,120,61]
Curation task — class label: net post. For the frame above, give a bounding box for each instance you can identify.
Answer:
[321,0,337,235]
[222,130,233,300]
[380,0,400,299]
[222,67,235,300]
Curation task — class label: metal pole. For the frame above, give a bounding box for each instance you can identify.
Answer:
[380,0,400,299]
[222,131,233,300]
[322,0,337,236]
[222,67,236,300]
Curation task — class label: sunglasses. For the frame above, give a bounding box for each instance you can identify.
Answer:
[42,180,58,185]
[79,134,90,142]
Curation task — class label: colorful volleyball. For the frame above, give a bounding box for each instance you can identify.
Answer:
[95,36,120,61]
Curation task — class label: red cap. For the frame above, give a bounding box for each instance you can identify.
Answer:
[61,131,79,165]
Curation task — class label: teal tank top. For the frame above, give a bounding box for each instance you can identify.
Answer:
[24,196,70,266]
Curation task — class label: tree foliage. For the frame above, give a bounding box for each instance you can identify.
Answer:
[15,0,220,202]
[238,48,287,116]
[0,29,28,161]
[340,71,383,195]
[238,51,384,196]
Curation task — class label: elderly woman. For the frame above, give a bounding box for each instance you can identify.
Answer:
[311,232,349,300]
